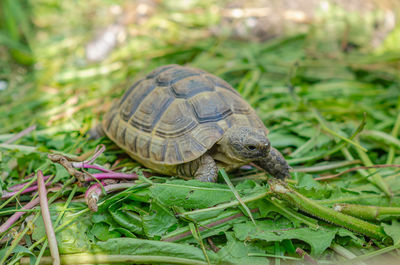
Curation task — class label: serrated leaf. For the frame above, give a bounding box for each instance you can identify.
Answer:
[234,218,337,256]
[382,220,400,245]
[216,232,269,265]
[90,222,121,241]
[33,203,92,254]
[151,179,235,209]
[93,237,217,263]
[0,245,36,265]
[142,200,177,237]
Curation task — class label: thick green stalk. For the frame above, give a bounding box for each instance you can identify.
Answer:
[333,203,400,221]
[268,180,386,240]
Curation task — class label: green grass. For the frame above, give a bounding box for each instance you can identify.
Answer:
[1,0,400,264]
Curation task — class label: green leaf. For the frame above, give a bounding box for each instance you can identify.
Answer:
[33,203,92,254]
[90,222,121,241]
[53,163,69,182]
[216,232,269,265]
[234,218,337,256]
[151,179,235,209]
[93,237,216,262]
[0,245,36,265]
[382,220,400,245]
[142,200,177,237]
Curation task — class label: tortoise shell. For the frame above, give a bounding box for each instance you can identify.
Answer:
[103,64,267,173]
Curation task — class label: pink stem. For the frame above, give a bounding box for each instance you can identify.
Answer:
[85,182,105,212]
[38,170,60,265]
[85,144,106,164]
[71,162,113,173]
[85,182,137,212]
[84,172,139,181]
[9,175,51,191]
[0,197,40,234]
[2,182,52,199]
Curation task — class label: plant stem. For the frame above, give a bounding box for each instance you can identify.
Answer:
[85,182,138,211]
[72,163,113,173]
[315,164,400,181]
[354,144,392,197]
[295,247,317,265]
[19,254,210,265]
[386,112,400,164]
[338,244,400,265]
[2,182,52,199]
[266,197,319,229]
[86,172,139,181]
[268,179,387,240]
[362,130,400,150]
[330,243,367,265]
[293,160,361,173]
[0,176,37,210]
[163,209,258,242]
[0,213,40,265]
[38,170,60,265]
[314,109,367,152]
[178,191,268,218]
[0,143,38,153]
[4,125,36,144]
[0,197,39,234]
[8,175,51,191]
[219,169,256,225]
[333,203,400,221]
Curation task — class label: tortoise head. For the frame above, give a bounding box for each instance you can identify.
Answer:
[223,126,270,161]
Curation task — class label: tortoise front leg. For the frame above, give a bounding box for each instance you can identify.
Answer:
[254,147,291,180]
[177,154,218,182]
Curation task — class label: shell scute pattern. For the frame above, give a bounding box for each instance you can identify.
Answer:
[129,86,175,133]
[171,75,214,98]
[104,64,261,166]
[155,100,198,137]
[120,79,155,122]
[156,66,204,86]
[190,92,232,123]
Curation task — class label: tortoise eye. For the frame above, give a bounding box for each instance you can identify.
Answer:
[247,145,257,151]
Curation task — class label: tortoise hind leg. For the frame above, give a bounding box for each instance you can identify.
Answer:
[177,154,218,182]
[88,124,105,139]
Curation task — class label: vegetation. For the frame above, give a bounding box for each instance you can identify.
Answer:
[1,0,400,264]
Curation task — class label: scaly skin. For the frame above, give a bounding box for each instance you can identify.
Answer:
[177,154,218,182]
[254,147,291,179]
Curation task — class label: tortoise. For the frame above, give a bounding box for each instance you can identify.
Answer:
[101,64,290,182]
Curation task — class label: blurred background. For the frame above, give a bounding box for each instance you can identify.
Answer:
[1,1,400,264]
[1,0,399,134]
